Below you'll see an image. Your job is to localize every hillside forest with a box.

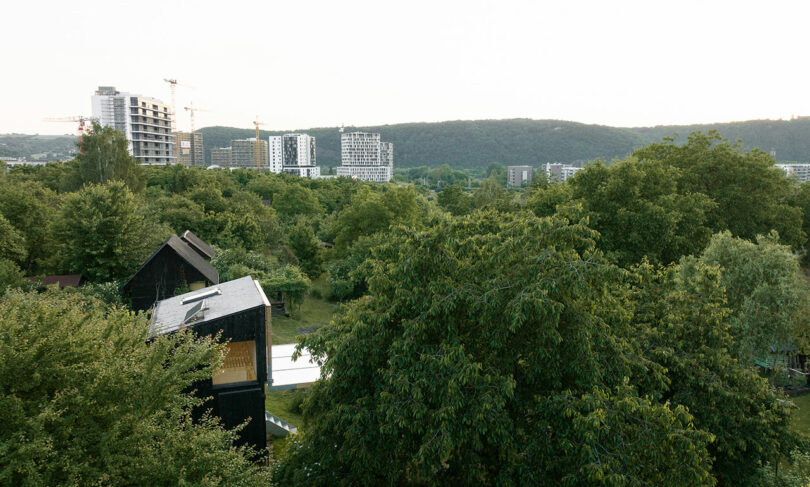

[3,126,810,485]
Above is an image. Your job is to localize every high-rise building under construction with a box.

[91,86,175,165]
[176,131,204,166]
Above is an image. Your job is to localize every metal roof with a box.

[148,276,269,338]
[181,230,216,260]
[122,235,219,291]
[270,343,321,388]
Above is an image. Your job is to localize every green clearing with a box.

[266,278,334,444]
[791,393,810,436]
[270,277,335,345]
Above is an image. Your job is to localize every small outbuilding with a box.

[122,234,219,311]
[149,276,271,451]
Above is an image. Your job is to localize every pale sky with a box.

[4,0,810,135]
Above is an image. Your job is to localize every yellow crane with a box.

[253,116,265,170]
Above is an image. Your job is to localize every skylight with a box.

[181,288,221,304]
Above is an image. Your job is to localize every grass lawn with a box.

[792,393,810,436]
[270,277,335,345]
[266,277,334,447]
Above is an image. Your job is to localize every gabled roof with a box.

[180,230,216,260]
[148,276,269,339]
[122,235,219,291]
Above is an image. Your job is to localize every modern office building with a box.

[91,86,175,165]
[211,147,232,167]
[776,163,810,183]
[336,132,393,183]
[268,133,319,178]
[176,132,203,166]
[231,138,268,169]
[507,165,533,187]
[543,163,582,183]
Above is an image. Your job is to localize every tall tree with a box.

[629,260,795,486]
[275,211,715,486]
[288,221,324,278]
[76,121,145,192]
[633,131,804,249]
[0,290,270,485]
[695,231,810,364]
[53,181,166,281]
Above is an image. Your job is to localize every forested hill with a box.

[198,120,647,169]
[198,117,810,169]
[5,118,810,168]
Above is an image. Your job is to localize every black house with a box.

[122,234,219,311]
[149,276,271,451]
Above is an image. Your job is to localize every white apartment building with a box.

[336,132,393,183]
[269,136,283,173]
[91,86,175,165]
[776,163,810,183]
[268,133,320,178]
[543,163,582,183]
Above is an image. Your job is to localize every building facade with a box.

[776,163,810,183]
[268,133,319,178]
[507,165,533,187]
[211,147,232,167]
[176,132,204,166]
[337,132,393,183]
[543,163,582,183]
[91,86,175,165]
[231,138,268,169]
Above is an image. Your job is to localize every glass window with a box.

[212,340,257,385]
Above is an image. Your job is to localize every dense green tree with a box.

[0,214,26,265]
[289,221,324,278]
[0,291,270,485]
[272,184,323,221]
[485,162,508,185]
[472,176,516,211]
[0,180,58,274]
[629,260,795,486]
[695,231,810,363]
[542,158,717,266]
[53,182,169,281]
[75,121,144,191]
[437,184,473,216]
[633,131,804,249]
[333,186,422,251]
[276,211,715,486]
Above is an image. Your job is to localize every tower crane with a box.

[253,117,265,170]
[183,103,210,165]
[164,78,195,160]
[43,115,97,147]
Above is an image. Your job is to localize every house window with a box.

[212,341,257,385]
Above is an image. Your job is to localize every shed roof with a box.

[122,235,219,291]
[29,274,84,288]
[180,230,216,260]
[149,276,270,339]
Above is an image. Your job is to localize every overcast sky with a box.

[4,0,810,135]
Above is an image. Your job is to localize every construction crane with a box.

[164,78,195,161]
[183,102,211,135]
[43,115,97,147]
[163,79,179,161]
[183,103,210,166]
[253,117,265,170]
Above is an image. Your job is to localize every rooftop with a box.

[149,276,269,339]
